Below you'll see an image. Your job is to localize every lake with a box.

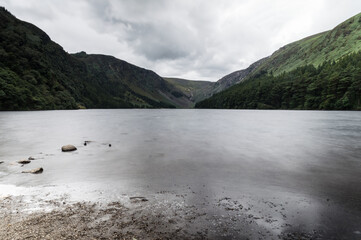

[0,109,361,239]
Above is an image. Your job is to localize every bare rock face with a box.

[22,167,43,174]
[61,145,77,152]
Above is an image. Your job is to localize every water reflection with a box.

[0,109,361,237]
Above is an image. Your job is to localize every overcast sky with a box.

[1,0,361,81]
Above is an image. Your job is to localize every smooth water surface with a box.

[1,109,361,237]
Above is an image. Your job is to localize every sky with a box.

[1,0,361,81]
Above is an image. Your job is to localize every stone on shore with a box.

[22,167,43,174]
[61,145,77,152]
[17,160,31,164]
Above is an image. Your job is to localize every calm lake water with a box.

[1,109,361,238]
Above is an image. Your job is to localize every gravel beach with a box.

[0,187,337,240]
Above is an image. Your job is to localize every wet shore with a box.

[2,185,357,240]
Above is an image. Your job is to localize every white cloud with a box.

[1,0,361,80]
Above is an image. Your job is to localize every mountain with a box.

[73,52,191,108]
[211,57,268,94]
[0,7,189,110]
[196,12,361,110]
[255,13,361,76]
[162,59,269,106]
[163,78,215,107]
[3,6,360,111]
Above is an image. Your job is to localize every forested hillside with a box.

[196,52,361,110]
[0,7,186,110]
[196,12,361,110]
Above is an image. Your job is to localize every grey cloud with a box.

[124,22,194,60]
[88,1,203,61]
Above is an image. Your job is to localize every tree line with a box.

[196,51,361,110]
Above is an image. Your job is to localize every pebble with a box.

[17,160,31,164]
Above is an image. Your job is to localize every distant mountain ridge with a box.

[163,77,215,107]
[162,58,269,105]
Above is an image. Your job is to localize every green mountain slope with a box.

[0,7,90,110]
[255,12,361,76]
[0,7,187,110]
[196,12,361,110]
[196,52,361,110]
[211,57,268,94]
[73,52,190,108]
[163,78,215,107]
[163,58,269,107]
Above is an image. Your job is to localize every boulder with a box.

[61,145,77,152]
[22,167,43,174]
[17,160,31,164]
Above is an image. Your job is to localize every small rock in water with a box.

[84,142,87,146]
[0,161,3,164]
[61,145,77,152]
[109,144,111,147]
[17,160,31,164]
[130,196,148,202]
[28,157,35,160]
[22,167,43,174]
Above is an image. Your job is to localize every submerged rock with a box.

[22,167,43,174]
[18,160,31,164]
[130,196,148,202]
[28,157,35,160]
[61,145,77,152]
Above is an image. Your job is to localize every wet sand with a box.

[1,185,353,240]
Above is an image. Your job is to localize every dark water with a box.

[1,109,361,238]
